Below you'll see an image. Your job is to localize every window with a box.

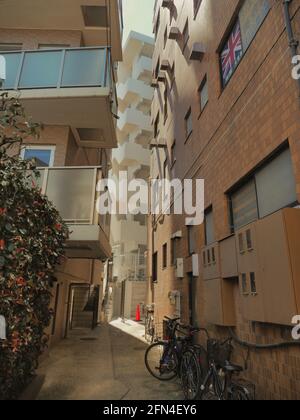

[163,86,168,123]
[241,273,248,295]
[199,75,208,112]
[171,141,176,166]
[154,59,160,79]
[170,63,175,88]
[0,43,22,52]
[187,225,196,255]
[250,272,257,295]
[185,108,193,139]
[81,6,109,27]
[154,113,160,138]
[230,148,297,231]
[171,238,177,266]
[152,252,158,282]
[194,0,202,17]
[231,180,258,231]
[246,229,253,250]
[182,21,189,51]
[238,233,245,253]
[21,146,55,167]
[205,208,215,246]
[255,148,297,218]
[162,243,168,269]
[220,0,270,86]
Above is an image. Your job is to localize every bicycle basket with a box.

[163,320,173,340]
[207,339,233,366]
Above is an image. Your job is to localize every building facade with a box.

[109,32,154,321]
[0,0,123,345]
[148,0,300,399]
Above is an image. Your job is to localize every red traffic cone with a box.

[136,304,141,322]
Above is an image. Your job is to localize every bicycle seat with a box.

[164,317,181,323]
[222,361,243,373]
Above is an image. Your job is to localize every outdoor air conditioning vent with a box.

[151,78,159,88]
[162,0,173,9]
[169,27,181,41]
[160,60,171,72]
[157,72,167,83]
[81,6,109,28]
[189,43,206,61]
[176,258,184,279]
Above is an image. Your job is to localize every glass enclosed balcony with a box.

[1,47,118,148]
[37,166,111,259]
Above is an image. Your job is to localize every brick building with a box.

[0,0,123,345]
[148,0,300,399]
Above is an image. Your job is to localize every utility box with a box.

[202,242,220,280]
[176,258,184,278]
[236,208,300,326]
[220,235,238,278]
[204,278,236,326]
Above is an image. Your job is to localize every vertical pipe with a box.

[283,0,300,94]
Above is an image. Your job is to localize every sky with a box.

[122,0,155,43]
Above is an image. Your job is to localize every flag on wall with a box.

[221,21,243,86]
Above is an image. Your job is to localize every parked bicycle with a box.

[144,316,207,395]
[144,305,155,344]
[198,337,255,400]
[145,317,255,400]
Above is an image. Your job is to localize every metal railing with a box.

[0,46,118,113]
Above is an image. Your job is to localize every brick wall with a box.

[148,0,300,399]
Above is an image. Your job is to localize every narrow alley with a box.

[37,325,182,401]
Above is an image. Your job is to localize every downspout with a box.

[283,0,300,95]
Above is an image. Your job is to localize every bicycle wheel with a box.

[180,348,202,400]
[145,342,178,381]
[229,383,252,400]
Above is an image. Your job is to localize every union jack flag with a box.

[221,21,243,85]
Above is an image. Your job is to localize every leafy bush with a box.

[0,93,69,400]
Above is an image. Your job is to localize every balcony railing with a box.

[36,166,101,225]
[0,47,117,114]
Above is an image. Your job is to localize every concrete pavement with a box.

[37,324,183,400]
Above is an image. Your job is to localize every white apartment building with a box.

[109,31,154,321]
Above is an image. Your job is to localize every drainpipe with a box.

[283,0,300,95]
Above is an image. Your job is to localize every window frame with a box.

[184,107,193,141]
[198,74,208,114]
[162,243,168,269]
[219,0,271,89]
[20,145,56,167]
[228,146,298,232]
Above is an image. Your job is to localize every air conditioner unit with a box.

[168,27,181,41]
[176,258,184,278]
[162,0,173,9]
[157,72,167,83]
[189,43,206,61]
[192,254,199,277]
[160,59,171,72]
[151,78,159,88]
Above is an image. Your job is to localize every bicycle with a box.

[199,338,255,400]
[144,317,202,382]
[144,305,155,344]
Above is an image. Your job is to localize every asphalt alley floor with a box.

[37,324,183,401]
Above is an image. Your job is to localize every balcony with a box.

[37,166,111,260]
[1,47,118,148]
[0,0,123,60]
